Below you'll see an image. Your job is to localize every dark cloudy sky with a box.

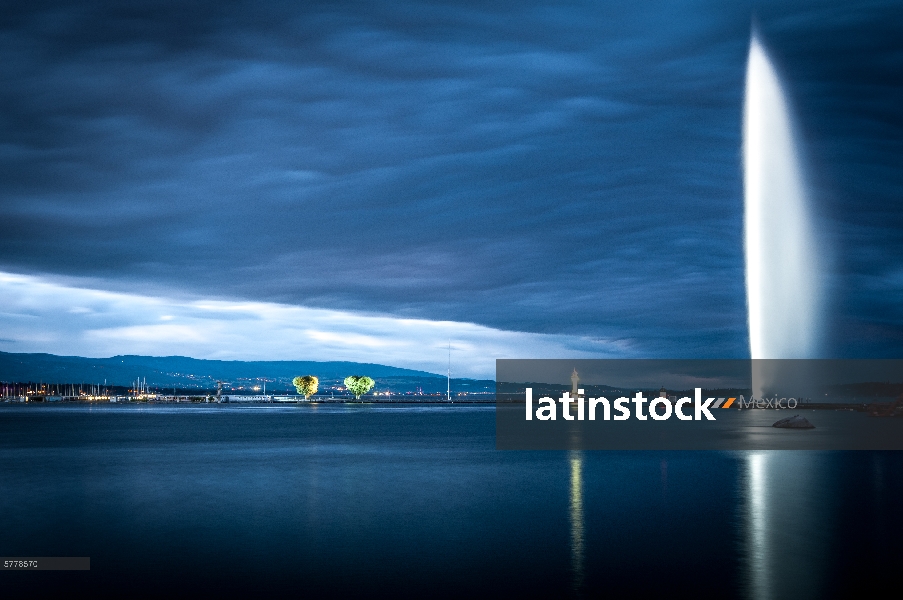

[0,0,901,375]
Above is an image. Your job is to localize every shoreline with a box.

[0,397,496,405]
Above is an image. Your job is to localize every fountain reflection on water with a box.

[742,452,832,600]
[745,453,770,600]
[569,450,585,595]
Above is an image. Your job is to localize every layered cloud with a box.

[0,1,901,361]
[0,271,629,378]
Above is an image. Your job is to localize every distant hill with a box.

[0,351,430,386]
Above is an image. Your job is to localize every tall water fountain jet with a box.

[742,33,826,600]
[744,34,820,363]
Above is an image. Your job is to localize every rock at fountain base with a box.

[772,415,815,429]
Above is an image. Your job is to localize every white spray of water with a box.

[744,34,820,361]
[742,34,826,600]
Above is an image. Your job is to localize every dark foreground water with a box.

[1,404,902,598]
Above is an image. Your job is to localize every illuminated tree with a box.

[292,375,319,400]
[343,375,375,400]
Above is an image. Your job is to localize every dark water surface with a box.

[1,404,902,598]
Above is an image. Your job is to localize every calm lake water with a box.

[1,403,902,598]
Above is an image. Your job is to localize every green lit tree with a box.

[343,375,375,400]
[292,375,319,400]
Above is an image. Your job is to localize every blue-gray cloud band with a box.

[0,0,900,358]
